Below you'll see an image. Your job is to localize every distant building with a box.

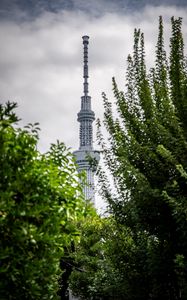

[73,35,100,204]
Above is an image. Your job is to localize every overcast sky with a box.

[0,0,187,210]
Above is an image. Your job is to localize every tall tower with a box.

[73,36,100,203]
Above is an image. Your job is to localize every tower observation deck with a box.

[73,36,100,203]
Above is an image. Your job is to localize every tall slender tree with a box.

[97,17,187,299]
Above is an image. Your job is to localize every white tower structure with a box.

[73,36,100,204]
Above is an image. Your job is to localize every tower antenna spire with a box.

[82,35,89,96]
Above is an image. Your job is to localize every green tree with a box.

[69,214,127,300]
[69,213,157,300]
[0,102,86,300]
[97,17,187,299]
[69,212,103,299]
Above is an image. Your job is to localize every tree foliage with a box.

[69,215,128,300]
[93,16,187,300]
[0,102,86,299]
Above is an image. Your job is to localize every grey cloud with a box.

[0,0,187,22]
